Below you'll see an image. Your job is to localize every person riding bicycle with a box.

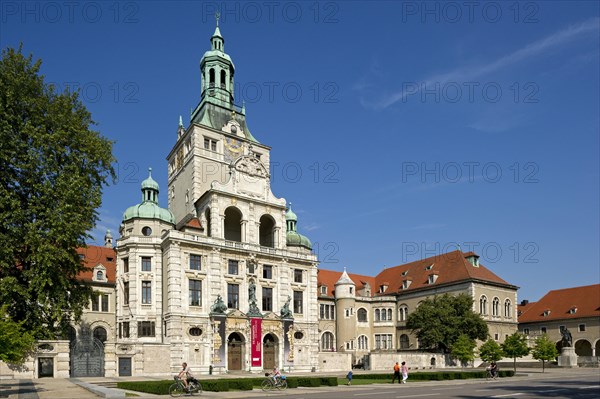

[489,361,498,378]
[178,362,193,390]
[272,366,282,384]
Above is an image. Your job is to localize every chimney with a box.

[520,300,529,306]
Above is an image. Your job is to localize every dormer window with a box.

[320,286,327,295]
[425,264,434,270]
[96,271,104,280]
[543,309,551,317]
[466,254,480,267]
[379,284,388,293]
[402,279,412,289]
[93,265,107,282]
[569,307,577,314]
[401,270,408,276]
[428,274,438,284]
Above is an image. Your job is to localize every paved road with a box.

[1,368,598,399]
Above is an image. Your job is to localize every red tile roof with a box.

[518,284,600,323]
[318,250,515,298]
[76,245,117,284]
[517,301,536,317]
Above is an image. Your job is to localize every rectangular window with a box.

[320,304,335,319]
[123,257,129,273]
[523,328,530,335]
[101,294,109,312]
[204,137,217,151]
[541,327,547,334]
[189,280,202,306]
[122,322,130,338]
[262,287,273,311]
[494,333,499,341]
[138,321,155,337]
[247,262,255,274]
[141,257,151,272]
[262,265,272,279]
[228,260,239,275]
[189,254,201,271]
[374,334,393,350]
[293,291,303,314]
[142,281,151,304]
[91,293,99,311]
[579,324,586,332]
[123,282,129,305]
[227,284,239,309]
[320,286,327,295]
[294,269,303,283]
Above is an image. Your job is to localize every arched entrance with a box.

[70,328,105,377]
[575,339,592,356]
[227,332,244,371]
[263,334,278,369]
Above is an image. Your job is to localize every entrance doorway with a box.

[118,357,132,376]
[263,334,277,369]
[227,332,244,370]
[38,358,54,378]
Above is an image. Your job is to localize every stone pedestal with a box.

[558,347,578,367]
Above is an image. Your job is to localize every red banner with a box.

[250,318,262,367]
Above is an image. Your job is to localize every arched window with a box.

[220,70,226,88]
[224,207,242,242]
[357,308,368,322]
[357,335,368,350]
[321,332,334,351]
[259,215,275,248]
[400,334,410,349]
[492,297,500,316]
[399,305,408,321]
[209,68,215,87]
[504,299,512,318]
[380,308,387,321]
[375,309,381,321]
[96,270,103,280]
[387,308,392,321]
[480,295,488,315]
[205,208,212,237]
[93,326,107,343]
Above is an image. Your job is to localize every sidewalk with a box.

[0,367,596,399]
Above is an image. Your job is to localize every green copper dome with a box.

[285,204,311,250]
[122,168,174,224]
[286,231,312,250]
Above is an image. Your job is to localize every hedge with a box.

[352,370,515,381]
[117,375,338,394]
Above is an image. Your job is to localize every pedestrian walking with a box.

[401,361,408,384]
[392,361,401,383]
[346,371,353,385]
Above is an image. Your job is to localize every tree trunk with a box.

[542,360,545,373]
[513,357,516,372]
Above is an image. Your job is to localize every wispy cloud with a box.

[361,18,599,109]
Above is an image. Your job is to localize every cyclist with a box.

[489,362,498,379]
[272,366,282,385]
[177,362,193,390]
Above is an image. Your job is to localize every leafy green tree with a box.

[0,306,36,364]
[451,334,477,368]
[0,46,115,341]
[406,293,488,352]
[531,334,558,372]
[479,338,504,363]
[501,332,530,372]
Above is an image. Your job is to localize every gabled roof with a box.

[76,246,116,284]
[318,250,515,298]
[518,284,600,323]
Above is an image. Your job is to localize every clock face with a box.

[224,137,243,162]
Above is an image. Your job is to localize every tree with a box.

[0,46,115,341]
[0,306,36,364]
[406,293,488,352]
[531,334,558,372]
[479,338,504,363]
[501,332,530,372]
[451,334,477,368]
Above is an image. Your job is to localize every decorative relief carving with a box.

[233,156,269,179]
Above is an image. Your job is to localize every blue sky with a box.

[2,1,598,301]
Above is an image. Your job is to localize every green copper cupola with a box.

[122,168,175,224]
[285,204,312,250]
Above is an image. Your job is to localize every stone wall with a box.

[317,352,352,372]
[367,352,447,371]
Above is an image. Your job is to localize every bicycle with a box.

[169,376,202,396]
[261,373,288,391]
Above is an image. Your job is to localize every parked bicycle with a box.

[169,376,202,396]
[261,372,288,391]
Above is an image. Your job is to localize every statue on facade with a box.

[280,295,293,319]
[248,280,257,302]
[560,326,573,347]
[210,295,227,314]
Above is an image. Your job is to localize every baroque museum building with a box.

[2,23,526,379]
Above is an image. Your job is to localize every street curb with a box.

[71,379,125,398]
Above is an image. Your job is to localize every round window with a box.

[189,327,203,337]
[294,331,304,340]
[142,226,152,236]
